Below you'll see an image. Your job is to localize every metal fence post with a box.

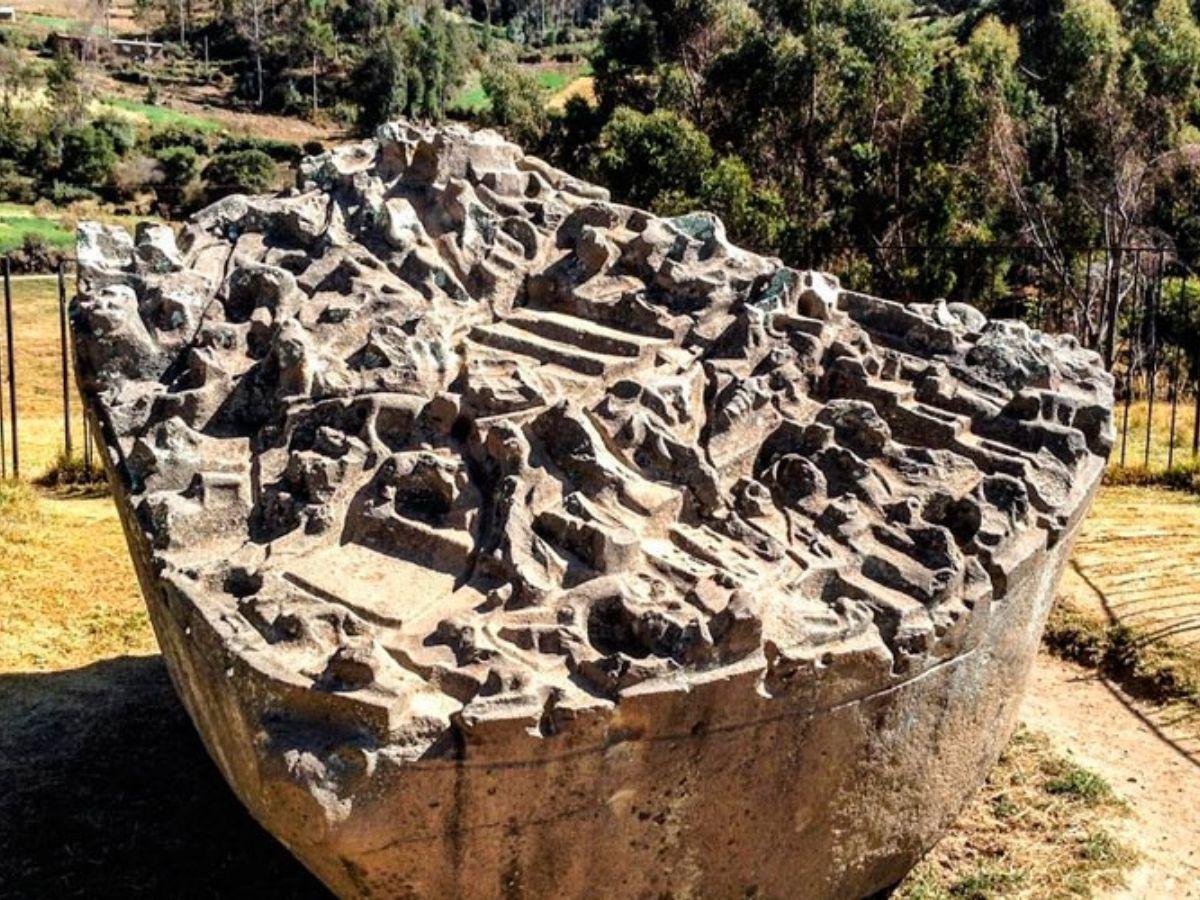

[0,259,5,482]
[2,257,16,479]
[1143,250,1162,468]
[57,260,73,460]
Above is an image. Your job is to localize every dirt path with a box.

[1021,652,1200,898]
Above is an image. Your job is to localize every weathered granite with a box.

[73,123,1114,899]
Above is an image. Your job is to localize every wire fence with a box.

[0,243,1198,483]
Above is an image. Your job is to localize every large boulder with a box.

[73,122,1113,899]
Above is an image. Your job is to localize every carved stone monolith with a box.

[73,123,1113,899]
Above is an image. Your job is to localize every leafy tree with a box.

[482,61,549,146]
[597,106,713,209]
[354,35,409,131]
[45,49,88,127]
[295,0,336,114]
[352,11,466,126]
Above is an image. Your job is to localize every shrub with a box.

[58,125,118,188]
[155,145,200,190]
[0,160,35,203]
[148,126,210,154]
[41,181,99,205]
[215,134,302,163]
[92,113,137,156]
[35,451,108,492]
[8,233,63,273]
[597,107,714,210]
[111,154,161,201]
[302,140,326,156]
[202,149,276,198]
[482,62,549,147]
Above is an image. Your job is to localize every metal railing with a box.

[0,257,91,482]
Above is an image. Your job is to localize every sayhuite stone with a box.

[73,123,1114,899]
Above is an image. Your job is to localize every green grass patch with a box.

[450,61,592,115]
[449,71,489,114]
[1045,763,1113,804]
[0,205,73,252]
[24,13,81,31]
[1105,457,1200,496]
[100,98,224,134]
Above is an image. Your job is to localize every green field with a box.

[450,61,592,115]
[450,71,490,113]
[0,203,157,255]
[100,98,225,134]
[0,204,74,254]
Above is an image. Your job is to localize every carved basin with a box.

[73,123,1113,899]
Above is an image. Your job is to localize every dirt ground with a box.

[1021,654,1200,897]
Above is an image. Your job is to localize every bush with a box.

[93,113,137,156]
[58,125,118,188]
[155,145,200,190]
[35,451,108,492]
[41,181,99,205]
[148,126,210,154]
[302,140,326,156]
[202,149,276,198]
[0,160,35,203]
[482,63,549,147]
[597,107,714,210]
[215,134,302,163]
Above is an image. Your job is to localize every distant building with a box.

[0,7,16,21]
[48,32,165,63]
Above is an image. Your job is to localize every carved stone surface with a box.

[74,123,1113,899]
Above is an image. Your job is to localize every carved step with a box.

[468,320,636,377]
[507,310,663,359]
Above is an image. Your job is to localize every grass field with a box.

[1111,389,1199,472]
[0,204,75,253]
[0,203,157,255]
[100,97,226,133]
[450,61,593,115]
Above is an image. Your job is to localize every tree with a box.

[353,35,409,131]
[352,12,466,127]
[295,0,336,114]
[45,49,89,127]
[156,144,201,190]
[59,125,118,188]
[482,61,549,146]
[597,106,713,209]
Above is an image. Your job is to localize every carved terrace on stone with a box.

[73,123,1114,899]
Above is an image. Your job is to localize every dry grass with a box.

[1111,396,1199,473]
[0,277,148,673]
[3,276,90,480]
[1048,485,1200,709]
[896,728,1135,899]
[0,480,150,672]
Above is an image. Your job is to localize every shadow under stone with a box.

[0,655,331,899]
